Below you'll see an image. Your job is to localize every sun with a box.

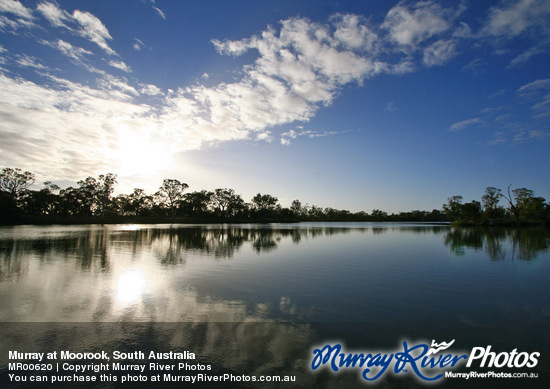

[115,124,170,176]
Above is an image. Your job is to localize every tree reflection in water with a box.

[443,227,549,261]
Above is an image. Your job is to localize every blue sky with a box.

[0,0,549,213]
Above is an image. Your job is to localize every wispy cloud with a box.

[0,0,33,19]
[280,128,342,145]
[385,101,398,112]
[39,38,102,74]
[133,38,145,51]
[513,130,550,142]
[469,79,550,144]
[448,118,483,132]
[517,78,550,116]
[382,2,452,46]
[15,54,48,70]
[37,1,117,56]
[0,0,34,31]
[152,6,166,20]
[0,73,154,179]
[462,58,486,75]
[139,83,163,96]
[72,10,115,55]
[0,0,548,182]
[482,0,550,37]
[481,0,550,68]
[108,60,132,73]
[144,0,166,19]
[36,1,70,28]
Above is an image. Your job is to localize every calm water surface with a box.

[1,223,549,387]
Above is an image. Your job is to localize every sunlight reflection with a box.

[119,224,143,231]
[116,268,146,306]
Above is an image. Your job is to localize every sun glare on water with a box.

[116,268,147,306]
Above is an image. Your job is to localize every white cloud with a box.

[212,38,252,56]
[0,6,478,182]
[423,39,457,66]
[0,0,33,20]
[331,13,378,51]
[40,39,103,74]
[462,58,486,75]
[0,0,34,31]
[0,73,156,180]
[508,43,548,68]
[517,78,550,116]
[448,118,482,132]
[72,10,115,55]
[282,130,297,139]
[382,1,452,46]
[513,130,550,141]
[108,60,132,73]
[97,74,139,99]
[36,2,117,56]
[480,0,550,68]
[133,38,145,51]
[36,1,70,28]
[15,54,48,70]
[517,78,550,94]
[2,2,547,185]
[256,132,274,142]
[488,132,508,145]
[49,39,92,61]
[140,83,163,96]
[152,6,166,20]
[280,128,341,145]
[483,0,550,37]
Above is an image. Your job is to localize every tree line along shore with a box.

[1,168,548,226]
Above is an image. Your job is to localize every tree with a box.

[371,209,388,221]
[520,196,548,223]
[251,193,279,220]
[251,193,278,211]
[211,188,234,218]
[76,177,99,216]
[442,195,464,221]
[23,181,60,215]
[462,200,482,223]
[75,173,117,218]
[0,167,35,203]
[128,188,153,216]
[182,190,213,217]
[0,190,20,222]
[97,173,117,219]
[156,179,189,217]
[290,199,303,218]
[113,193,132,216]
[503,186,534,223]
[481,187,503,218]
[58,186,89,216]
[226,193,246,219]
[306,204,324,220]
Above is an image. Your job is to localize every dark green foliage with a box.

[444,186,549,226]
[2,167,548,225]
